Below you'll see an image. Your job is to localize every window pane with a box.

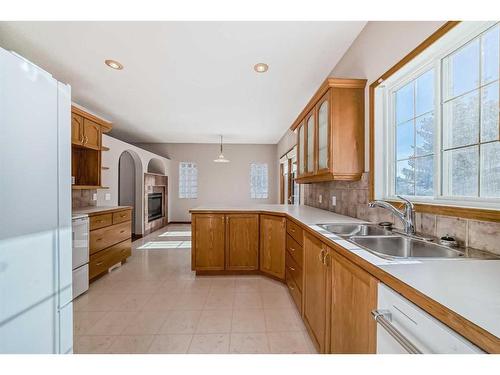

[443,90,479,148]
[446,39,480,98]
[396,120,414,160]
[396,82,414,124]
[481,25,500,85]
[415,156,434,196]
[250,163,268,199]
[480,141,500,198]
[416,70,434,116]
[415,112,434,156]
[481,81,499,142]
[443,146,479,197]
[396,159,414,195]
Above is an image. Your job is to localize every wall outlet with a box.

[92,193,97,201]
[105,193,111,201]
[318,194,322,204]
[331,196,336,206]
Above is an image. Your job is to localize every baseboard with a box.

[168,221,192,224]
[131,234,143,242]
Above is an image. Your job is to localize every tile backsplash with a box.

[303,172,500,255]
[72,189,97,209]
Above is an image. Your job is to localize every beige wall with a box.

[277,129,297,158]
[329,21,446,169]
[137,143,279,222]
[99,135,172,234]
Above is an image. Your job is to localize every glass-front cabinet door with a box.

[306,111,315,174]
[316,93,330,172]
[298,121,305,176]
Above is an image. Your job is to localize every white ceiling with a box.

[0,21,366,144]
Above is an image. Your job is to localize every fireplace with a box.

[148,193,163,222]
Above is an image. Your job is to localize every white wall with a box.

[328,21,446,170]
[99,134,172,234]
[137,143,279,222]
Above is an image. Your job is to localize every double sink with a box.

[318,223,498,260]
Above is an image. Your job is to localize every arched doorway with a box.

[147,158,166,175]
[118,150,143,237]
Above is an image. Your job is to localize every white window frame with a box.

[375,21,500,210]
[250,162,269,199]
[178,161,198,199]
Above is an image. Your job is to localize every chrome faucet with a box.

[368,196,416,235]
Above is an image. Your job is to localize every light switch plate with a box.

[331,196,336,206]
[318,194,322,204]
[105,193,111,201]
[92,193,97,201]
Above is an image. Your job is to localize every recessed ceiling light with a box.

[253,63,269,73]
[105,59,124,70]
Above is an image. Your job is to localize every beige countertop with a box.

[190,204,366,225]
[72,205,132,216]
[191,204,500,348]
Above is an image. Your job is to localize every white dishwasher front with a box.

[374,283,484,354]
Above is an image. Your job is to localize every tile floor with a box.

[73,224,317,354]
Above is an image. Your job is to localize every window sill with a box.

[384,199,500,222]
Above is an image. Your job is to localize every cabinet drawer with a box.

[286,220,303,246]
[286,234,303,268]
[113,209,132,224]
[285,250,303,292]
[90,221,131,254]
[90,213,112,230]
[89,239,131,279]
[286,268,302,312]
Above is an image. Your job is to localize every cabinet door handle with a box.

[120,214,126,217]
[288,266,295,271]
[120,230,125,233]
[287,282,295,291]
[96,220,103,223]
[96,262,103,266]
[290,247,295,252]
[96,238,103,242]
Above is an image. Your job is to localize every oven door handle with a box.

[372,309,422,354]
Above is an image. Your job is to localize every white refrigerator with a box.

[0,47,73,353]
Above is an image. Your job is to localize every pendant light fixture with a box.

[213,135,230,163]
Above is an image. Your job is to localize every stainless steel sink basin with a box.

[350,236,466,259]
[318,223,391,237]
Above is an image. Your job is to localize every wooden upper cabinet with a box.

[83,119,101,150]
[71,113,84,146]
[225,214,259,271]
[193,214,226,271]
[294,78,367,183]
[303,232,330,353]
[259,214,286,279]
[330,250,378,354]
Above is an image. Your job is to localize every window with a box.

[379,22,500,208]
[250,163,268,199]
[179,162,197,199]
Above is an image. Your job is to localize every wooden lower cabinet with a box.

[225,214,259,270]
[88,208,132,281]
[259,214,286,279]
[303,232,330,353]
[193,214,226,271]
[330,251,378,354]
